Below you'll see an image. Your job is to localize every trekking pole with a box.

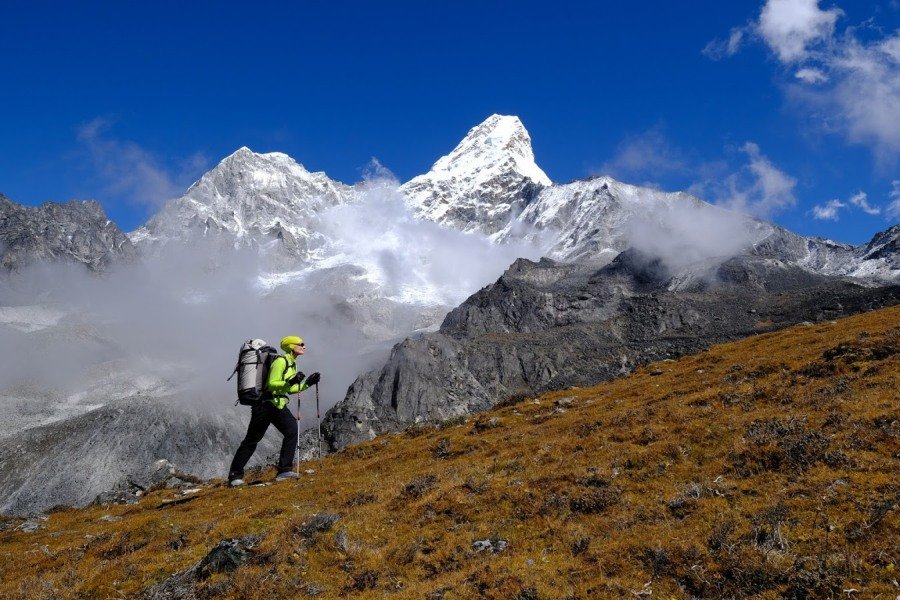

[296,391,302,477]
[315,383,322,460]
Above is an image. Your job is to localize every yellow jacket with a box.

[267,354,308,409]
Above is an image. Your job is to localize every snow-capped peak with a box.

[428,114,551,187]
[130,147,356,258]
[400,115,551,235]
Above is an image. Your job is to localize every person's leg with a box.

[228,404,273,481]
[270,404,299,474]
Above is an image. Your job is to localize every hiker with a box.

[228,335,321,486]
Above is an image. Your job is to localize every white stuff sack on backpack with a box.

[227,339,279,406]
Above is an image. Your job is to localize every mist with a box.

[622,199,764,274]
[320,174,543,305]
[0,175,543,433]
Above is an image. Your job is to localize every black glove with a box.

[304,372,320,386]
[288,371,306,386]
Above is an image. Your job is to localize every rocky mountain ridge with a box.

[0,194,135,272]
[321,251,900,450]
[130,147,357,261]
[3,116,897,284]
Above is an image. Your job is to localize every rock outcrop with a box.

[322,251,900,450]
[0,194,135,272]
[0,397,274,516]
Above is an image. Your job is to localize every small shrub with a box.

[750,503,789,552]
[97,531,151,560]
[345,569,379,592]
[667,495,699,519]
[471,417,501,434]
[539,493,569,517]
[495,391,531,408]
[641,547,671,577]
[406,422,437,438]
[291,513,339,541]
[402,475,438,499]
[462,478,488,495]
[571,536,591,556]
[511,587,541,600]
[746,362,783,379]
[344,492,377,507]
[432,438,452,459]
[575,420,603,437]
[733,418,837,474]
[846,497,896,542]
[570,486,621,514]
[798,361,837,378]
[438,414,467,429]
[707,520,736,555]
[783,555,848,599]
[635,426,659,446]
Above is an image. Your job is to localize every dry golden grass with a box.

[1,306,898,599]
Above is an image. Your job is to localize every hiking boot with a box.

[229,478,246,487]
[275,471,299,481]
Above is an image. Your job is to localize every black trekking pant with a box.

[228,401,298,480]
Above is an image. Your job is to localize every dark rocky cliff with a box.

[322,251,900,450]
[0,397,274,516]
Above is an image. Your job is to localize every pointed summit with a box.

[227,145,254,158]
[401,115,551,235]
[429,115,550,186]
[214,146,306,174]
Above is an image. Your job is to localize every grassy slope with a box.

[1,306,897,599]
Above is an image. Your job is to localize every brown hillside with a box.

[1,306,898,599]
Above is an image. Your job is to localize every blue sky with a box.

[1,0,898,244]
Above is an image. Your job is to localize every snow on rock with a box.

[400,114,551,235]
[494,176,773,267]
[124,119,897,284]
[489,174,898,282]
[129,147,357,260]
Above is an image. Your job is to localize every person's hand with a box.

[305,372,320,386]
[288,371,306,386]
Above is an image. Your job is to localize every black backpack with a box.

[227,339,280,406]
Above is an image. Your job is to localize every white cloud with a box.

[849,190,880,215]
[888,180,900,219]
[703,27,747,60]
[758,0,842,62]
[811,190,883,221]
[686,142,798,219]
[709,1,900,166]
[726,142,798,217]
[812,198,846,220]
[597,127,688,185]
[824,33,900,165]
[78,118,208,209]
[795,66,829,83]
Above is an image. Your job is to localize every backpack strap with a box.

[258,353,288,403]
[274,354,290,374]
[226,361,239,381]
